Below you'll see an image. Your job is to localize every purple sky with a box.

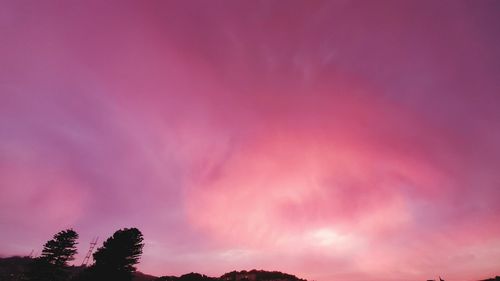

[1,1,500,281]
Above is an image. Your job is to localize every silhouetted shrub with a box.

[28,229,79,281]
[86,227,144,281]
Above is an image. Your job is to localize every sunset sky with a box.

[1,1,500,281]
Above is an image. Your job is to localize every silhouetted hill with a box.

[481,277,500,281]
[220,270,306,281]
[157,272,218,281]
[0,256,154,281]
[0,256,32,280]
[2,256,499,281]
[134,271,158,281]
[157,270,305,281]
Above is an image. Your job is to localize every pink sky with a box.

[1,1,500,280]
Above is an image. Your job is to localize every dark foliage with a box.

[0,256,32,281]
[158,270,306,281]
[83,227,144,281]
[27,229,79,281]
[28,258,58,281]
[40,229,79,267]
[158,272,218,281]
[482,277,500,281]
[0,256,154,281]
[220,270,306,281]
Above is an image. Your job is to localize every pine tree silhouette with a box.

[29,229,79,281]
[90,227,144,281]
[40,229,79,266]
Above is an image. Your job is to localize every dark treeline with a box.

[0,228,306,281]
[481,277,500,281]
[1,227,144,281]
[157,270,306,281]
[1,228,498,281]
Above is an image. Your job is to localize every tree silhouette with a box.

[40,229,79,266]
[90,227,144,281]
[28,229,79,281]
